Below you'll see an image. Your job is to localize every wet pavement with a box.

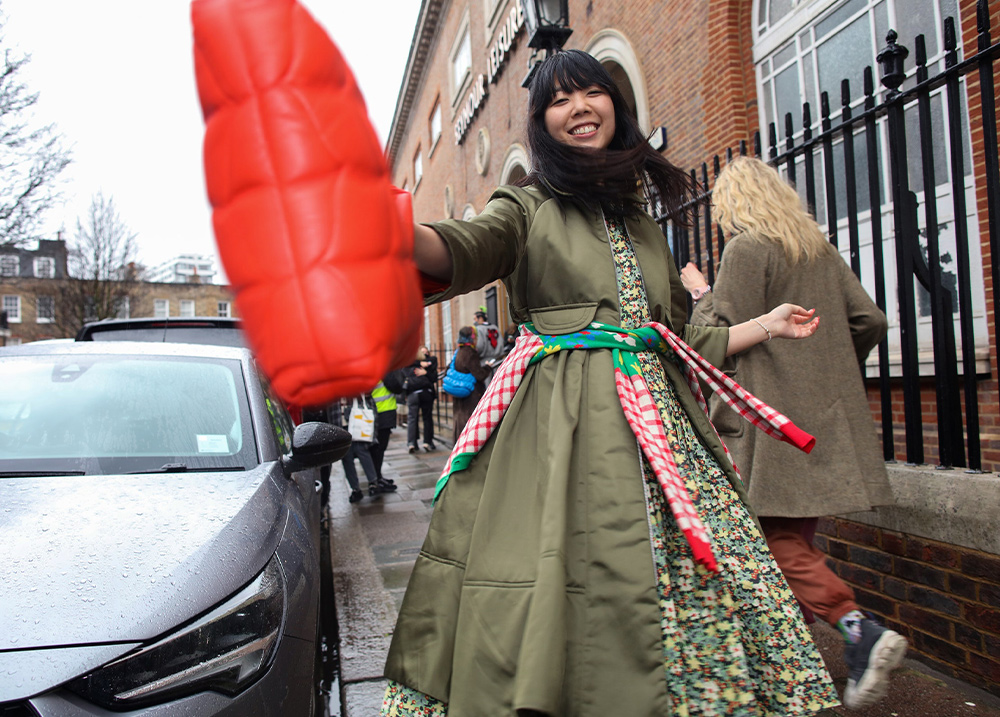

[326,429,1000,716]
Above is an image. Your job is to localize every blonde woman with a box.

[681,156,906,710]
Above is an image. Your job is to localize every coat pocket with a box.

[529,302,599,334]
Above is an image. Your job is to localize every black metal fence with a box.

[657,0,1000,471]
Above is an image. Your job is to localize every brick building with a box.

[0,240,238,345]
[387,0,1000,696]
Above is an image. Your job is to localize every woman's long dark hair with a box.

[518,49,694,220]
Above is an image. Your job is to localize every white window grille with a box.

[0,255,18,277]
[3,295,21,323]
[33,257,55,278]
[218,301,232,318]
[180,299,196,317]
[154,299,170,318]
[36,296,54,323]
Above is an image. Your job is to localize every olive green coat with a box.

[384,185,746,716]
[690,234,892,518]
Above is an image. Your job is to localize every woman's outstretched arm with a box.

[414,224,454,281]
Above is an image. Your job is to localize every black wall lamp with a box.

[521,0,573,88]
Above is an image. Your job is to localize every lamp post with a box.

[521,0,573,88]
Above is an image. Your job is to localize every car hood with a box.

[0,465,287,652]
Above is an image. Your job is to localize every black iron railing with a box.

[657,0,1000,471]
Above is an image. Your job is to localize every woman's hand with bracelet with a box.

[726,304,819,356]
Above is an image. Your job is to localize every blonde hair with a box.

[711,156,833,264]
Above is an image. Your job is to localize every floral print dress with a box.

[381,216,838,716]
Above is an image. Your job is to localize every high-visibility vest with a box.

[372,381,397,413]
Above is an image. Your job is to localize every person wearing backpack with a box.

[473,309,505,384]
[448,326,491,441]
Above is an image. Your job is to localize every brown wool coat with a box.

[690,234,893,518]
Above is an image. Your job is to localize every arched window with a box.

[586,30,649,133]
[499,143,529,185]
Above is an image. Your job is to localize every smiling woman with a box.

[543,85,616,149]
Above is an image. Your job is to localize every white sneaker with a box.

[842,619,908,709]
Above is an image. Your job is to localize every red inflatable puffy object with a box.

[192,0,422,407]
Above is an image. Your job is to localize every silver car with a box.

[0,341,349,715]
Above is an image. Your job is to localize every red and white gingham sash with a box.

[435,322,815,574]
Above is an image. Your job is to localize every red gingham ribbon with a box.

[435,322,815,574]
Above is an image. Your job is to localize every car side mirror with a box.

[280,421,352,478]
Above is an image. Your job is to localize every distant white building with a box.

[145,254,217,285]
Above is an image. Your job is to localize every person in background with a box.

[473,308,505,382]
[501,322,518,358]
[370,370,404,489]
[403,346,438,453]
[682,155,905,710]
[450,326,490,441]
[331,395,396,502]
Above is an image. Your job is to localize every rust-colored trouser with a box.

[759,517,859,626]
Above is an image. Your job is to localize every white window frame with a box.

[116,296,131,319]
[154,299,170,318]
[483,0,507,36]
[36,295,54,323]
[413,148,424,189]
[33,256,55,278]
[5,337,21,346]
[442,300,453,349]
[3,295,21,323]
[430,101,443,154]
[450,12,472,105]
[0,255,18,277]
[179,299,196,318]
[218,301,232,318]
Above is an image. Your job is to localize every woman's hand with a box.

[680,262,709,293]
[726,303,819,356]
[763,303,820,340]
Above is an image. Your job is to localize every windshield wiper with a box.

[127,463,246,474]
[0,470,87,477]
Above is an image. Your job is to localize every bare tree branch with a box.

[0,8,72,247]
[53,192,144,336]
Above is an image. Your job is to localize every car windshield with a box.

[85,327,246,347]
[0,354,257,476]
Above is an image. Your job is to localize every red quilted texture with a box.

[192,0,422,406]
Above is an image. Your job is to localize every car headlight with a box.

[68,556,286,710]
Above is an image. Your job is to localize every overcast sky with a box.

[2,0,421,283]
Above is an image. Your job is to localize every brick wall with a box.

[818,517,1000,696]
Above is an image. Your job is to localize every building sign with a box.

[487,2,525,84]
[454,2,525,145]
